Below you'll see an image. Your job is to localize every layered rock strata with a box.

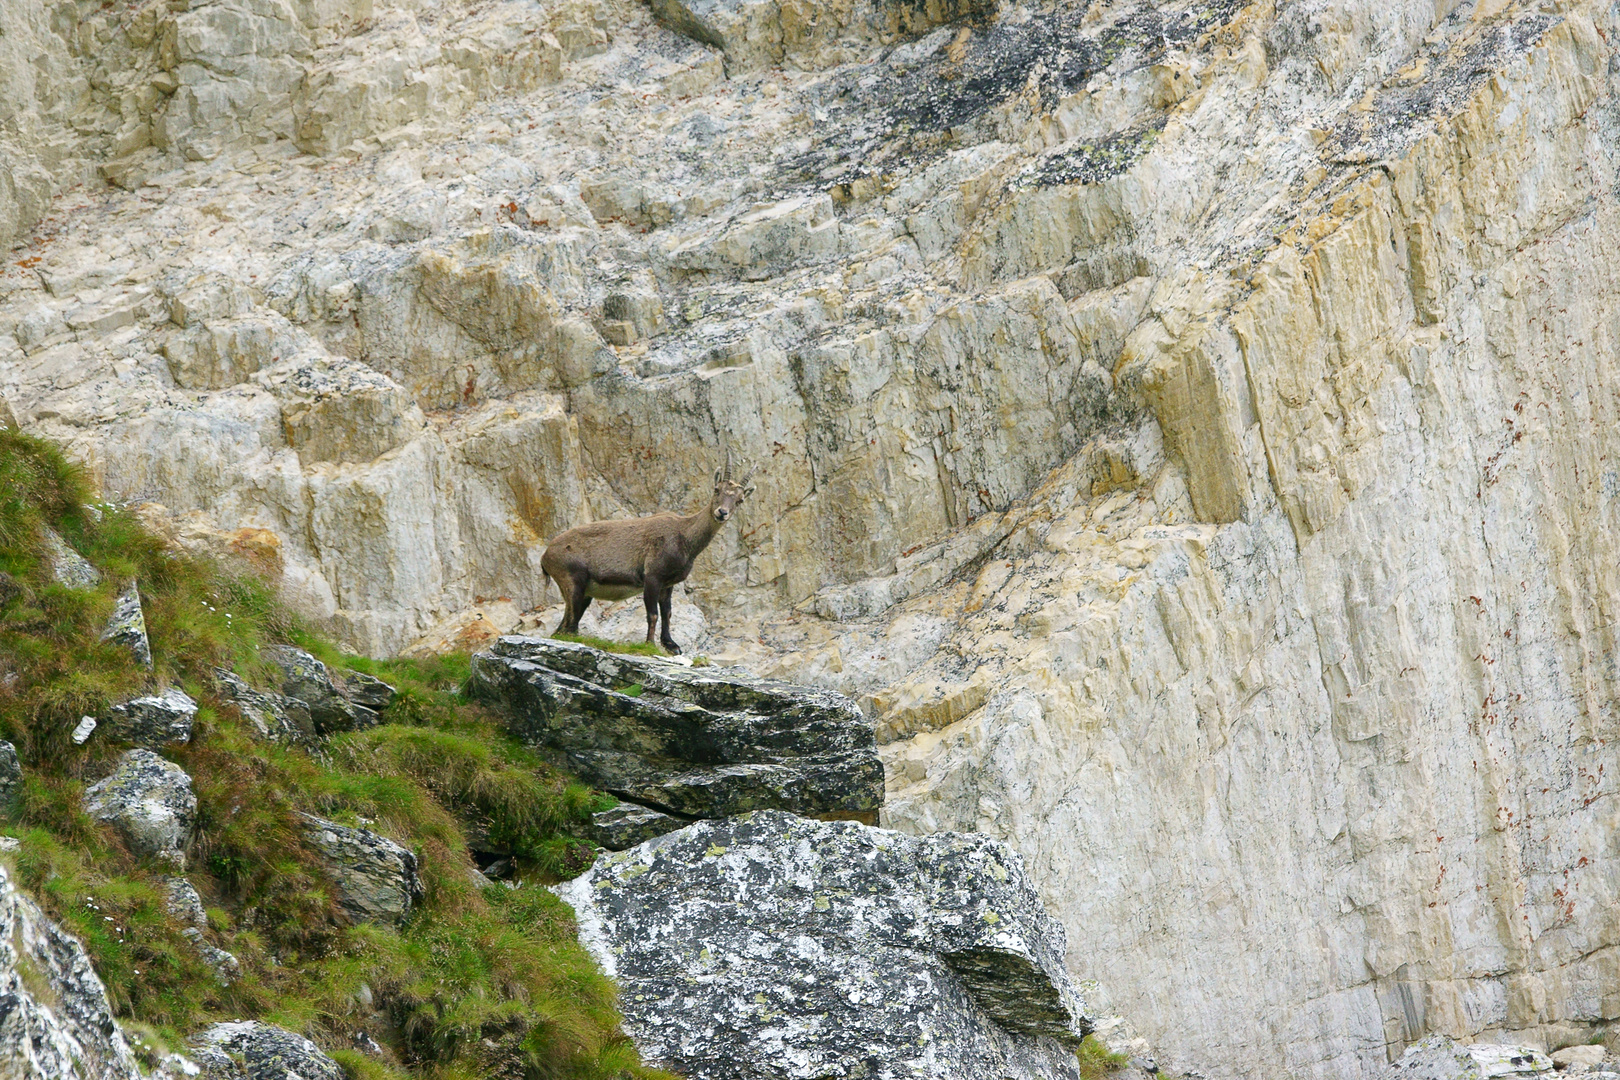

[555,809,1090,1079]
[470,636,884,836]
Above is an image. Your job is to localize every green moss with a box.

[0,428,673,1080]
[552,632,665,657]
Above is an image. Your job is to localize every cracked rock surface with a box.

[470,636,884,822]
[555,809,1089,1079]
[299,812,423,925]
[0,861,144,1080]
[84,749,197,867]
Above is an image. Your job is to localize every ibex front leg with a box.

[658,586,679,655]
[643,579,662,649]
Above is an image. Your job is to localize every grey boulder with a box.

[263,646,392,734]
[0,740,20,803]
[216,668,314,744]
[84,749,196,867]
[300,813,422,925]
[470,636,883,822]
[191,1021,343,1080]
[104,688,197,748]
[0,861,143,1079]
[101,581,153,670]
[162,877,239,985]
[554,809,1091,1080]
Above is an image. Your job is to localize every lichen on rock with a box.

[83,749,197,868]
[556,809,1090,1079]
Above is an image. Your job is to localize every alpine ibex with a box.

[541,455,756,654]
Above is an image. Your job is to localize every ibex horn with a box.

[723,448,733,482]
[741,463,758,485]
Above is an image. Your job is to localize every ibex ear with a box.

[743,485,756,501]
[714,467,723,489]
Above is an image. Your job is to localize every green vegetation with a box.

[551,632,664,658]
[0,427,673,1080]
[1077,1034,1130,1080]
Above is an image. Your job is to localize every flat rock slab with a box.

[1383,1036,1555,1080]
[470,636,883,821]
[586,802,688,850]
[555,809,1090,1080]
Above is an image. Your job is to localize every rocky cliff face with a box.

[6,0,1620,1077]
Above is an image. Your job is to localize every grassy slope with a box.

[0,429,675,1080]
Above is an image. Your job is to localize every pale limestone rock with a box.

[101,581,153,670]
[41,528,100,590]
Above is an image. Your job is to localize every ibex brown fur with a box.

[541,455,756,654]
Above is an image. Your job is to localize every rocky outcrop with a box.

[162,877,240,985]
[0,861,144,1080]
[470,637,883,828]
[103,688,198,748]
[84,749,196,867]
[556,810,1089,1079]
[215,668,314,744]
[100,582,152,670]
[299,813,422,925]
[263,645,392,734]
[190,1021,343,1080]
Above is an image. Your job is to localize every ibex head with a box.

[711,450,757,523]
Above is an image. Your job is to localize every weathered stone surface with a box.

[104,687,198,748]
[263,645,377,734]
[470,636,883,820]
[0,861,144,1080]
[41,527,100,590]
[216,668,315,743]
[190,1021,343,1080]
[0,740,19,803]
[84,749,196,867]
[585,802,688,851]
[556,810,1089,1078]
[299,812,422,925]
[1552,1047,1608,1071]
[1380,1037,1554,1080]
[101,582,153,670]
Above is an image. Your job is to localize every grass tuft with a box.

[551,632,665,657]
[1078,1034,1130,1080]
[0,428,675,1079]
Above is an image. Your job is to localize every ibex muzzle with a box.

[541,453,757,654]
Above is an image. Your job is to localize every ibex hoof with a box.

[662,641,682,655]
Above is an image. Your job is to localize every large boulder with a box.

[1381,1037,1555,1080]
[103,688,198,748]
[0,861,144,1079]
[469,637,884,827]
[299,813,422,925]
[554,810,1090,1079]
[84,750,196,867]
[190,1021,343,1080]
